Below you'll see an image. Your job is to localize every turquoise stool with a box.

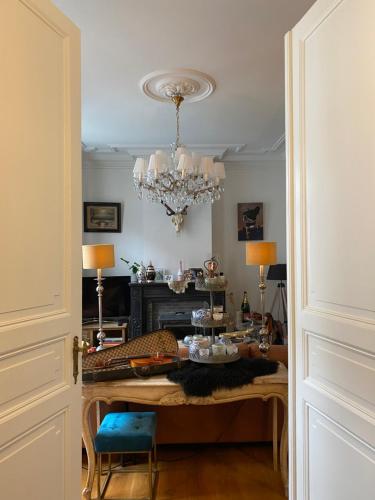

[94,412,157,500]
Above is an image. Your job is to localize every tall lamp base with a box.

[95,277,106,351]
[258,327,270,357]
[258,265,270,358]
[96,329,106,351]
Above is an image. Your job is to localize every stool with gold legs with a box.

[94,412,157,500]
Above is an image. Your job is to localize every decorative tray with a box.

[220,329,255,339]
[182,336,218,346]
[189,352,241,364]
[194,280,227,292]
[219,335,253,344]
[191,314,230,328]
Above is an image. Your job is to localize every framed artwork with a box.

[189,268,204,281]
[237,202,263,241]
[83,202,121,232]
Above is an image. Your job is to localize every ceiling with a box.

[53,0,315,158]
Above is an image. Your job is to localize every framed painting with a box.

[83,202,121,232]
[237,202,263,241]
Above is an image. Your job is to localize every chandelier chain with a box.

[175,100,180,147]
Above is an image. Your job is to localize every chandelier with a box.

[133,69,225,231]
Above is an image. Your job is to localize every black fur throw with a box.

[167,358,279,397]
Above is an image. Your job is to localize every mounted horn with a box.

[160,202,188,232]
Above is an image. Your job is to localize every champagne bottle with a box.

[241,291,251,322]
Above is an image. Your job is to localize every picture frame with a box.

[237,202,264,241]
[83,202,121,233]
[189,268,204,281]
[155,268,164,281]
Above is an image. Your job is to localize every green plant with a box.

[120,258,140,274]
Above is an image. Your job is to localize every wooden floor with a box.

[82,443,285,500]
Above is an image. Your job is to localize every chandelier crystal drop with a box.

[133,90,225,231]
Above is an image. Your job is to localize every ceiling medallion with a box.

[139,68,216,103]
[133,69,224,232]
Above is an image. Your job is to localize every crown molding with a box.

[82,152,135,169]
[269,133,286,152]
[116,143,246,159]
[83,156,285,171]
[82,134,286,166]
[223,134,285,162]
[82,143,245,160]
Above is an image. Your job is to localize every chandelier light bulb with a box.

[133,157,147,179]
[175,146,189,161]
[155,150,168,172]
[177,154,193,175]
[213,162,226,179]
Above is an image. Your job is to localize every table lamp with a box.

[246,241,277,355]
[82,244,115,350]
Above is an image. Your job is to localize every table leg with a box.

[273,397,278,471]
[82,398,96,500]
[279,396,289,497]
[96,401,101,432]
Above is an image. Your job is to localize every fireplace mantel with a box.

[129,282,225,339]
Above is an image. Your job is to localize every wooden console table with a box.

[82,363,288,498]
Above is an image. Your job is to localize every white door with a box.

[0,1,81,499]
[286,0,375,499]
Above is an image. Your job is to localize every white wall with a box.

[83,156,287,319]
[212,160,286,313]
[82,160,213,278]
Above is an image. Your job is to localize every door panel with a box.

[303,0,375,319]
[306,332,375,415]
[286,0,375,498]
[2,0,67,323]
[0,412,66,499]
[308,406,374,500]
[0,1,81,499]
[0,337,65,416]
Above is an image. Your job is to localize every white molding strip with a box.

[81,134,286,164]
[82,157,285,171]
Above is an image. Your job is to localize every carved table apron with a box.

[82,363,288,498]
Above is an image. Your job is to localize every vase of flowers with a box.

[120,258,140,283]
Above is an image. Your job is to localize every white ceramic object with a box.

[212,344,226,357]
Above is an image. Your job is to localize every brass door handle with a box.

[73,336,89,384]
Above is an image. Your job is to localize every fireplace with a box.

[129,282,225,339]
[152,299,208,339]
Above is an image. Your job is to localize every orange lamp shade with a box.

[246,242,277,266]
[82,244,115,270]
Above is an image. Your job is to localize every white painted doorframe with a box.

[285,28,297,500]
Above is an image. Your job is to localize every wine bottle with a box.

[241,291,251,322]
[177,260,184,281]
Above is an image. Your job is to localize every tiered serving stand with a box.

[190,275,240,363]
[193,277,229,345]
